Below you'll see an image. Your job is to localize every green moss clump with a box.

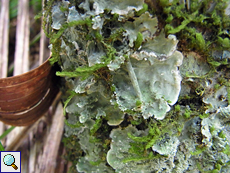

[128,142,145,155]
[210,126,215,135]
[175,105,180,112]
[211,169,220,173]
[190,146,207,155]
[195,32,206,50]
[136,100,142,107]
[214,84,221,90]
[42,0,55,38]
[227,87,230,105]
[107,28,125,43]
[184,109,191,119]
[223,145,230,156]
[134,32,143,49]
[127,118,177,150]
[64,119,83,128]
[110,85,116,92]
[59,5,68,12]
[90,118,103,135]
[63,91,77,116]
[62,135,83,171]
[218,130,226,139]
[130,118,143,126]
[199,113,209,119]
[135,3,148,16]
[154,0,230,54]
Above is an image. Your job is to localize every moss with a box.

[113,102,119,109]
[196,162,205,173]
[56,70,88,78]
[165,14,173,23]
[223,144,230,156]
[85,17,93,27]
[46,0,230,171]
[107,28,125,43]
[62,135,82,173]
[210,169,220,173]
[127,132,150,143]
[214,84,221,90]
[135,3,148,16]
[128,119,177,150]
[60,5,68,12]
[63,91,77,116]
[210,126,215,135]
[128,142,145,155]
[64,119,83,128]
[195,86,205,96]
[167,19,191,34]
[90,118,103,135]
[49,38,62,65]
[102,41,117,61]
[158,0,172,8]
[42,0,55,38]
[218,37,230,48]
[34,12,43,20]
[111,13,119,21]
[89,136,101,143]
[125,109,137,115]
[110,85,116,92]
[190,146,207,155]
[215,163,222,170]
[134,32,143,49]
[154,0,230,56]
[89,160,103,166]
[177,124,184,135]
[174,105,180,112]
[130,118,143,126]
[184,109,192,119]
[56,63,108,79]
[218,130,226,139]
[227,87,230,105]
[135,100,142,107]
[102,139,111,149]
[207,57,221,67]
[218,77,227,85]
[50,19,90,43]
[199,113,209,119]
[195,32,206,50]
[94,30,103,41]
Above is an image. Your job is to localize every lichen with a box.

[43,0,230,172]
[107,125,177,173]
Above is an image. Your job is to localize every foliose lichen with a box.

[49,0,183,124]
[43,0,230,172]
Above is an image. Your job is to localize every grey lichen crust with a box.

[52,0,183,124]
[47,0,230,172]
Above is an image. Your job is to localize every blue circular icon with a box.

[3,154,15,166]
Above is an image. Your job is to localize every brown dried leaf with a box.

[0,58,59,126]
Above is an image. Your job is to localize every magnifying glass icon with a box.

[3,154,18,170]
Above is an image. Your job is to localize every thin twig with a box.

[14,0,30,75]
[0,0,9,78]
[37,102,64,173]
[0,0,9,147]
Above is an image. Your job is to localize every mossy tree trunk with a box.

[44,0,230,172]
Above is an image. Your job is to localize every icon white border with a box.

[0,151,21,173]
